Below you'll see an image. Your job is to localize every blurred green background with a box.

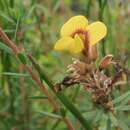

[0,0,130,130]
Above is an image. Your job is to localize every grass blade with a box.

[0,10,14,23]
[38,111,62,119]
[28,96,48,99]
[0,42,12,54]
[0,72,29,77]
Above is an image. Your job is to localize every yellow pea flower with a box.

[54,15,107,54]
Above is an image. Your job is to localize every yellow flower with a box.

[54,15,107,54]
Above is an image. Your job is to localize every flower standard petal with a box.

[60,15,88,37]
[87,21,107,45]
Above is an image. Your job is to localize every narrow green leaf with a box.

[0,42,12,54]
[52,0,60,13]
[38,111,62,119]
[56,92,92,129]
[51,120,61,130]
[10,0,14,8]
[0,10,14,23]
[115,105,130,111]
[23,4,49,21]
[13,15,20,41]
[18,53,27,64]
[117,119,129,130]
[0,72,29,77]
[4,29,15,33]
[112,91,130,104]
[83,111,96,120]
[28,96,48,99]
[60,107,66,117]
[106,115,111,130]
[121,93,130,105]
[93,109,103,123]
[71,84,80,102]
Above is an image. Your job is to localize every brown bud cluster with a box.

[54,54,130,112]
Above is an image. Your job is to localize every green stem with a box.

[98,0,108,57]
[28,55,92,130]
[85,0,92,17]
[0,0,5,10]
[2,0,10,15]
[10,0,14,8]
[1,51,15,115]
[1,51,5,87]
[6,54,15,115]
